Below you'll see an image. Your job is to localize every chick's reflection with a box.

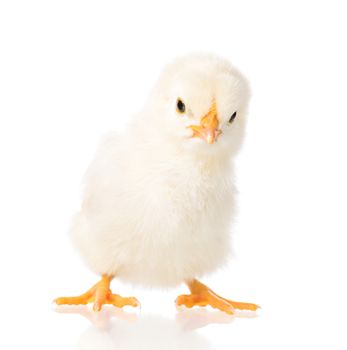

[56,305,236,350]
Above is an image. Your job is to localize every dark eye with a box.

[229,111,237,123]
[176,99,186,114]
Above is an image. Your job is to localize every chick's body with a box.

[72,129,234,288]
[69,53,249,291]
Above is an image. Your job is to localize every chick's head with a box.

[146,53,250,157]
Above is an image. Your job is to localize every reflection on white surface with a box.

[55,305,250,350]
[55,305,138,329]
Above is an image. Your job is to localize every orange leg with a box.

[54,275,139,312]
[176,279,260,315]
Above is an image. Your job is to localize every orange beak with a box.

[188,101,222,144]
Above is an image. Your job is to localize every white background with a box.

[1,1,346,349]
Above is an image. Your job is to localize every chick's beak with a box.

[188,102,222,144]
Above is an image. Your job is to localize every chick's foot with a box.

[176,279,259,315]
[54,275,139,312]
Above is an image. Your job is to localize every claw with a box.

[54,275,140,312]
[176,279,259,315]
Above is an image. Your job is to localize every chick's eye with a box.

[229,111,237,123]
[176,99,186,114]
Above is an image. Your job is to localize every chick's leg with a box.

[54,275,139,312]
[176,279,259,315]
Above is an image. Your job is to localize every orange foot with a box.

[176,279,260,315]
[54,275,139,312]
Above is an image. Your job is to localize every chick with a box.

[55,53,259,314]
